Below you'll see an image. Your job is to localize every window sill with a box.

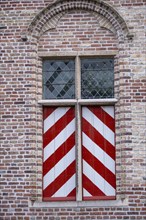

[78,98,118,105]
[38,98,118,106]
[29,198,128,208]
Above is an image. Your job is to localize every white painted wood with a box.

[53,174,76,197]
[44,119,75,162]
[83,160,115,196]
[44,107,70,133]
[83,107,115,145]
[82,132,115,174]
[43,146,75,190]
[102,106,115,118]
[83,189,92,197]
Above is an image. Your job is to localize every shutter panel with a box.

[43,106,76,201]
[82,106,116,200]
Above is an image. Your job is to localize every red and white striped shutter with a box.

[43,107,76,201]
[82,106,116,200]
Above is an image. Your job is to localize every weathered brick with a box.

[0,0,145,219]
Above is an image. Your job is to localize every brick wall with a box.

[0,0,146,219]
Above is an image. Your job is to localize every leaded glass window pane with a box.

[81,58,114,99]
[43,60,75,99]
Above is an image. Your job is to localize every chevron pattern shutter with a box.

[43,106,76,201]
[82,106,116,200]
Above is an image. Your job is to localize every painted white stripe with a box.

[43,146,75,190]
[83,188,92,197]
[83,160,115,196]
[82,132,115,174]
[82,107,115,146]
[44,118,75,162]
[101,106,114,119]
[52,174,76,197]
[44,107,70,133]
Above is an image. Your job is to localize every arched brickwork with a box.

[27,0,132,40]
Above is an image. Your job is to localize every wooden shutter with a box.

[43,106,76,201]
[82,106,116,200]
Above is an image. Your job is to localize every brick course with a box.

[0,0,146,219]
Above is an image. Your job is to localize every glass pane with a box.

[43,60,75,99]
[81,58,114,99]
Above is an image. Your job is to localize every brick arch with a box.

[27,0,132,41]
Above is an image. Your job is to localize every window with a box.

[42,57,116,201]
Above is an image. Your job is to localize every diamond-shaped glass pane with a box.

[43,60,75,99]
[81,58,114,99]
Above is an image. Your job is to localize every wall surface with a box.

[0,0,146,219]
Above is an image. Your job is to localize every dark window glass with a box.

[43,60,75,99]
[81,58,114,99]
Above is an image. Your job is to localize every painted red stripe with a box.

[82,118,115,160]
[43,196,75,201]
[43,107,75,148]
[83,174,105,197]
[83,147,116,189]
[67,188,76,197]
[43,133,75,176]
[83,196,116,201]
[43,161,76,198]
[43,107,57,121]
[87,106,115,132]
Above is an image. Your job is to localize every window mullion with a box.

[75,56,81,99]
[75,103,82,201]
[75,56,82,201]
